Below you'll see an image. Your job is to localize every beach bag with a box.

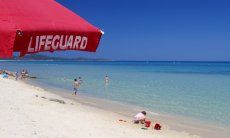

[154,123,161,130]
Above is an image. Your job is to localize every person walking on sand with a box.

[73,79,80,95]
[104,75,109,85]
[15,71,19,80]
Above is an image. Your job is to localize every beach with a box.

[0,77,200,138]
[0,0,229,137]
[1,61,230,138]
[2,61,230,126]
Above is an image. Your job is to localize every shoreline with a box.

[25,78,230,138]
[0,77,201,138]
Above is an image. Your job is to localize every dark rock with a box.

[49,98,66,104]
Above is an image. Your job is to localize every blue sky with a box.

[51,0,230,61]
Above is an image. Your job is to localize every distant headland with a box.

[3,54,111,61]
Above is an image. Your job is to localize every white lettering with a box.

[73,36,81,49]
[28,36,34,52]
[44,35,53,50]
[27,35,89,52]
[35,36,39,52]
[39,35,46,51]
[52,35,60,50]
[59,35,67,50]
[80,36,88,49]
[66,35,73,49]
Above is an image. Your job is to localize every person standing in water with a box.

[73,79,80,95]
[104,75,109,85]
[21,69,25,79]
[78,77,82,85]
[25,70,29,78]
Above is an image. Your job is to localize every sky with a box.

[50,0,230,61]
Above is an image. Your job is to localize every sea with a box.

[1,61,230,126]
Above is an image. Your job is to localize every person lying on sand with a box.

[134,111,146,124]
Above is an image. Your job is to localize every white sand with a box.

[0,78,199,138]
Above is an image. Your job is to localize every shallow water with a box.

[1,61,230,126]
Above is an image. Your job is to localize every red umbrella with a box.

[0,0,103,58]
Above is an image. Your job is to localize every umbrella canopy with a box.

[0,0,103,58]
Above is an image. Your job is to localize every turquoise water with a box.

[1,61,230,125]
